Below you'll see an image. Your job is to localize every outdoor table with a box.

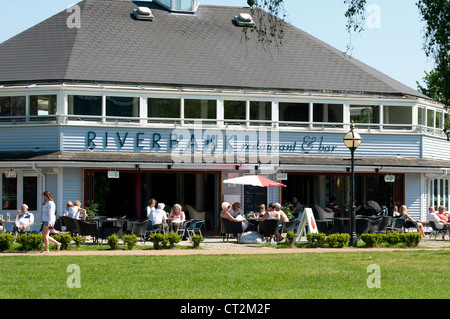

[95,218,126,238]
[246,218,262,231]
[166,218,183,233]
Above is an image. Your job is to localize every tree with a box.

[247,0,450,107]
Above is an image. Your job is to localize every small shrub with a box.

[360,233,383,248]
[306,232,326,248]
[326,233,350,248]
[123,234,138,250]
[0,234,15,252]
[167,233,181,248]
[51,233,72,250]
[285,231,296,248]
[191,235,204,249]
[400,232,422,247]
[107,234,119,250]
[15,234,44,251]
[385,232,400,245]
[73,236,86,248]
[149,233,168,250]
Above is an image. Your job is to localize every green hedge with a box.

[0,234,15,251]
[360,232,422,248]
[15,234,44,251]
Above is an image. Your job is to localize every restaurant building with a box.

[0,0,449,230]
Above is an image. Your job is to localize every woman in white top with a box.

[42,191,61,253]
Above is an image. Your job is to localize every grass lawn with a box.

[0,250,448,299]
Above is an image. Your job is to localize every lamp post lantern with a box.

[343,121,362,247]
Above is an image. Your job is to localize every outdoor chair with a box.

[220,217,243,242]
[26,222,43,235]
[97,224,122,244]
[258,219,279,242]
[377,216,392,233]
[386,217,405,233]
[184,204,206,227]
[281,219,297,234]
[315,205,334,223]
[62,216,78,236]
[176,219,195,240]
[131,219,149,243]
[3,222,14,235]
[75,219,99,244]
[368,216,383,233]
[355,216,370,237]
[428,221,447,241]
[187,219,204,239]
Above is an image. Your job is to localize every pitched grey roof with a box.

[0,0,429,99]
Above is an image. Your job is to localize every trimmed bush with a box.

[15,234,44,251]
[306,232,326,248]
[107,234,119,250]
[360,232,422,248]
[400,232,422,247]
[149,233,168,250]
[0,233,15,252]
[285,231,296,248]
[191,235,204,249]
[123,234,138,250]
[51,233,72,250]
[360,233,384,248]
[167,233,181,248]
[326,233,350,248]
[73,236,86,248]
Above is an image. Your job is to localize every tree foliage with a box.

[248,0,449,107]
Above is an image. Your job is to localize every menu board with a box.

[243,185,267,214]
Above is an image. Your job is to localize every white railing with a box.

[0,115,447,138]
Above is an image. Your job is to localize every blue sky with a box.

[0,0,433,90]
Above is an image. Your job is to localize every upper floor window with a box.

[69,95,102,118]
[106,96,139,121]
[313,103,343,128]
[29,95,57,121]
[383,105,412,129]
[418,107,425,126]
[224,100,246,122]
[148,98,180,123]
[0,96,26,121]
[350,105,380,127]
[184,99,216,124]
[250,101,271,126]
[279,102,309,124]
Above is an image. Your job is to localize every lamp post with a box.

[343,121,362,247]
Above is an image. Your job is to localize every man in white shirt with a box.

[14,204,34,234]
[149,203,169,233]
[427,206,450,232]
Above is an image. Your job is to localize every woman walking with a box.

[41,191,61,253]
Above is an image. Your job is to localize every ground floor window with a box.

[429,178,449,209]
[1,174,38,212]
[83,170,220,230]
[281,173,404,215]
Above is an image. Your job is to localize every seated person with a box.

[63,200,87,220]
[429,206,450,232]
[220,201,249,234]
[14,204,34,234]
[274,203,289,240]
[256,204,266,218]
[291,197,302,216]
[150,203,169,233]
[437,205,450,222]
[169,204,186,232]
[146,198,157,219]
[229,202,243,217]
[399,205,427,238]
